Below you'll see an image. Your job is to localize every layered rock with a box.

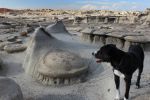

[81,31,150,51]
[81,28,95,42]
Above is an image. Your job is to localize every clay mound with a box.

[46,20,69,34]
[0,77,23,100]
[23,27,88,86]
[23,27,55,77]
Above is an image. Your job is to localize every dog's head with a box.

[92,44,116,63]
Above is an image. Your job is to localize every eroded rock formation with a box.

[81,30,150,51]
[23,27,88,86]
[46,20,69,33]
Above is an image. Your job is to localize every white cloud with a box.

[81,4,97,10]
[78,0,140,10]
[131,6,138,10]
[99,5,110,10]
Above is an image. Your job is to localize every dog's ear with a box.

[109,44,116,48]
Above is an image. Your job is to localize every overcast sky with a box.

[0,0,150,11]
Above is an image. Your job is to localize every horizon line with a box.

[0,7,147,12]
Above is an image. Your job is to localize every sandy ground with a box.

[0,33,150,100]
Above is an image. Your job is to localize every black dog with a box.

[92,44,144,100]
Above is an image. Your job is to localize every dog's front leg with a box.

[124,76,132,100]
[114,74,120,100]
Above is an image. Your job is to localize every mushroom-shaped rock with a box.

[81,28,95,42]
[36,50,88,85]
[81,28,95,34]
[124,35,150,43]
[46,20,69,33]
[0,77,23,100]
[23,27,89,86]
[106,32,125,38]
[93,30,109,36]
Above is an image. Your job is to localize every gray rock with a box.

[0,42,12,50]
[81,33,94,43]
[0,77,23,100]
[93,35,100,43]
[93,30,109,35]
[106,32,125,38]
[123,41,131,51]
[81,28,95,34]
[0,24,12,29]
[27,27,34,33]
[46,20,69,34]
[105,37,124,49]
[124,35,150,43]
[7,36,18,42]
[4,44,27,53]
[93,35,106,45]
[67,27,82,32]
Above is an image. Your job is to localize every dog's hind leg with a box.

[136,65,143,88]
[114,74,120,100]
[124,76,132,100]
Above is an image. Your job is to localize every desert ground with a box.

[0,8,150,100]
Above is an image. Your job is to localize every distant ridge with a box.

[0,8,14,13]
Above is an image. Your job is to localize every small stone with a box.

[20,32,28,37]
[64,79,69,85]
[7,36,17,42]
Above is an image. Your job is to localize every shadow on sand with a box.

[26,94,86,100]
